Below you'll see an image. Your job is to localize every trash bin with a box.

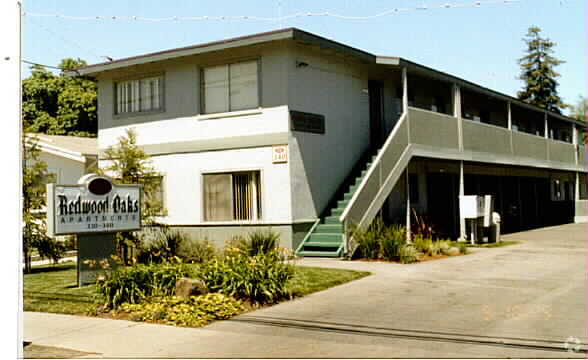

[489,212,501,243]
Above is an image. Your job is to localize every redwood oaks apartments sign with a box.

[47,174,142,236]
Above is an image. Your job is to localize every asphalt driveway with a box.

[24,223,587,358]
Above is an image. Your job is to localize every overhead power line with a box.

[21,60,82,75]
[21,59,64,70]
[23,0,522,22]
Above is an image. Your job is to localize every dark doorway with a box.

[368,80,385,151]
[426,172,459,239]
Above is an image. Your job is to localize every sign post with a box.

[47,174,142,286]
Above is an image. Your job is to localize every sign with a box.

[290,110,325,134]
[272,145,288,163]
[459,195,484,219]
[47,174,142,236]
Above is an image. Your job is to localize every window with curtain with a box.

[115,76,163,115]
[202,60,258,114]
[203,171,261,221]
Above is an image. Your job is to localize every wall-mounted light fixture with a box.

[296,61,309,68]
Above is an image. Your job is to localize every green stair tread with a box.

[303,241,342,246]
[296,250,341,258]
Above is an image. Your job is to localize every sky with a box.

[19,0,588,112]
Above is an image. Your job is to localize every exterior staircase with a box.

[295,154,377,258]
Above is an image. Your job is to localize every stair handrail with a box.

[294,218,321,255]
[339,111,409,223]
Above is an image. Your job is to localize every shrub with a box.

[399,244,418,264]
[198,248,294,304]
[351,218,385,260]
[96,262,196,310]
[413,234,434,256]
[437,240,452,255]
[456,242,468,255]
[177,238,218,264]
[137,227,190,264]
[380,225,405,261]
[120,293,245,327]
[227,229,280,256]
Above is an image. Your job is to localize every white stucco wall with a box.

[287,43,371,220]
[99,146,292,225]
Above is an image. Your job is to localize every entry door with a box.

[369,80,385,151]
[427,173,459,239]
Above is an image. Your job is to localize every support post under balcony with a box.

[459,161,466,242]
[405,168,411,243]
[402,67,408,113]
[544,113,549,139]
[453,84,463,151]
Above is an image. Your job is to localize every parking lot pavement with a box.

[24,223,587,358]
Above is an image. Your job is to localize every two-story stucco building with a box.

[76,28,587,257]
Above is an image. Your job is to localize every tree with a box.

[517,26,566,114]
[22,58,97,137]
[569,96,587,144]
[22,135,65,273]
[100,129,166,263]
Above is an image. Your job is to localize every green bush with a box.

[352,218,385,260]
[380,225,405,261]
[177,238,218,264]
[399,244,418,264]
[413,234,434,256]
[198,248,294,304]
[96,262,196,310]
[120,293,245,327]
[137,227,190,264]
[227,229,280,256]
[456,242,468,255]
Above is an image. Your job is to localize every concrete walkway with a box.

[24,223,587,358]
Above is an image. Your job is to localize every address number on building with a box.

[272,145,288,163]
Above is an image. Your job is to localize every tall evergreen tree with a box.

[517,26,566,114]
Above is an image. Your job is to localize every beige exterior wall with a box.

[37,152,87,185]
[287,43,371,220]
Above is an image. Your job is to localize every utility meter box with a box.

[459,195,484,219]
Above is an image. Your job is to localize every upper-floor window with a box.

[115,75,163,115]
[202,60,259,114]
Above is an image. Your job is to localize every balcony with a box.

[407,107,584,171]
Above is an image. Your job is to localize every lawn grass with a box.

[23,262,371,315]
[23,262,97,315]
[288,266,371,297]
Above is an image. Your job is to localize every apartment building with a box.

[76,28,587,257]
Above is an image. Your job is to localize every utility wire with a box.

[22,59,64,70]
[22,0,521,22]
[26,17,105,61]
[21,60,81,75]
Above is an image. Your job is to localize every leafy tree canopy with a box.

[517,26,566,114]
[22,58,97,137]
[22,134,65,273]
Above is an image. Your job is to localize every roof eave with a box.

[74,28,298,77]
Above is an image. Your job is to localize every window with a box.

[202,60,259,114]
[115,76,163,115]
[203,171,262,221]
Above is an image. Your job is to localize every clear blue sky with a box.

[22,0,586,112]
